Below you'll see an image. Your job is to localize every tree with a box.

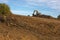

[57,15,60,19]
[0,3,12,23]
[28,15,30,16]
[0,3,11,15]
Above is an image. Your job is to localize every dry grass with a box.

[0,14,60,40]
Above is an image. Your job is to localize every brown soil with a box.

[0,14,60,40]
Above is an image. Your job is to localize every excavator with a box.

[32,10,54,19]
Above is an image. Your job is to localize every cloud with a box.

[25,0,60,10]
[46,0,60,10]
[0,0,9,3]
[11,10,32,16]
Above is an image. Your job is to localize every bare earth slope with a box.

[0,15,60,40]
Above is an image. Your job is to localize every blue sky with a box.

[0,0,60,17]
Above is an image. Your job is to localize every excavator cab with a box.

[32,10,41,16]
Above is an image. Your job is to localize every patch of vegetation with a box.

[57,15,60,19]
[0,3,11,16]
[0,3,12,23]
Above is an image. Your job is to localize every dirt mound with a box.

[0,14,60,40]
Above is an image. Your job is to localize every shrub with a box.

[0,3,12,23]
[57,15,60,19]
[0,3,11,15]
[28,15,30,16]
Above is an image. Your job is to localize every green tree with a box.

[0,3,11,15]
[57,15,60,19]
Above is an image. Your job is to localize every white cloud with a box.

[11,10,32,16]
[46,0,60,10]
[26,0,46,3]
[0,0,9,3]
[26,0,60,10]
